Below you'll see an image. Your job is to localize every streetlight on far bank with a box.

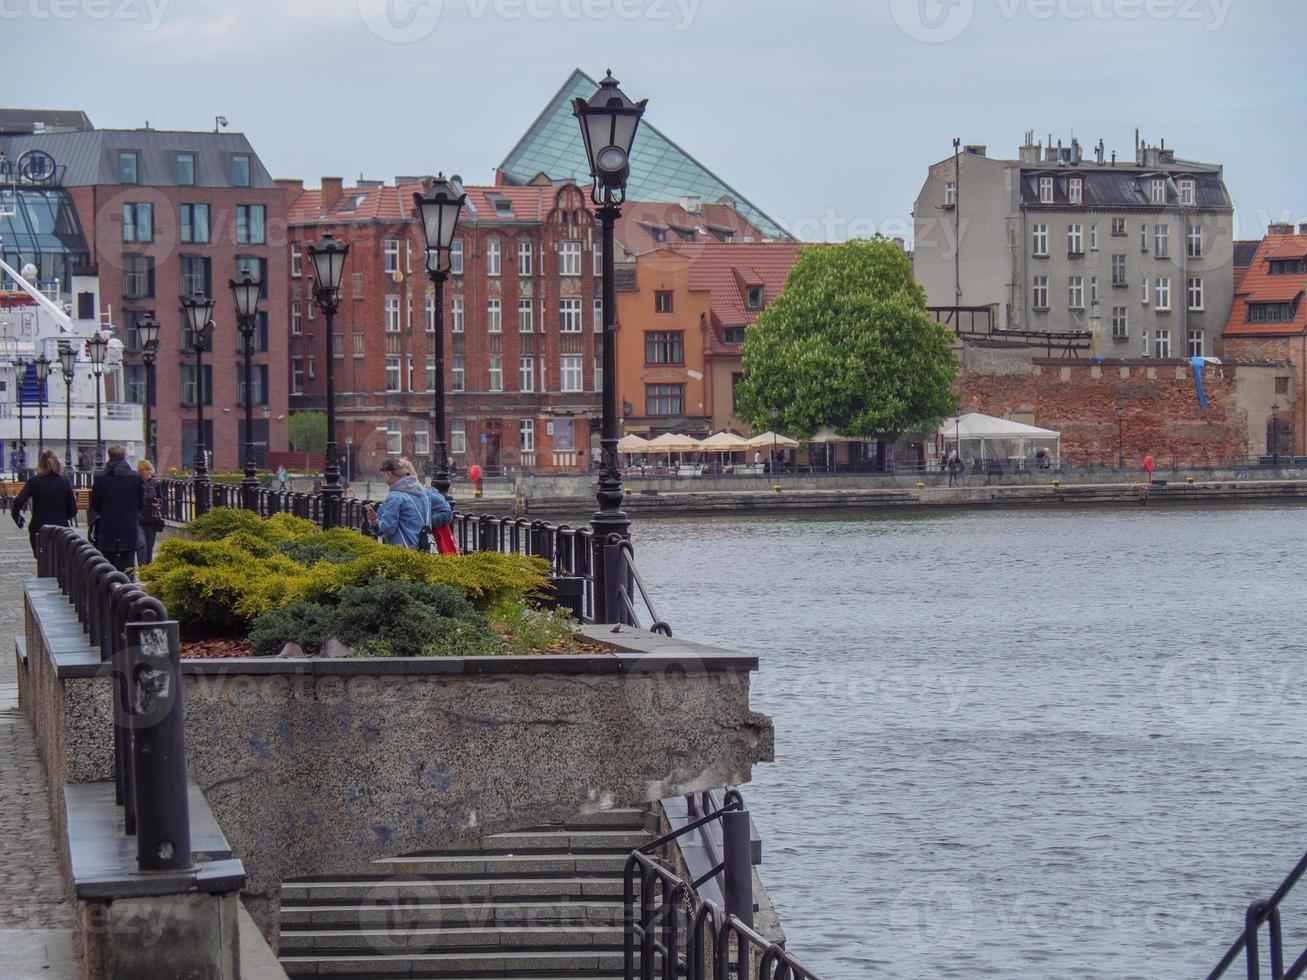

[1115,405,1124,471]
[1272,403,1281,467]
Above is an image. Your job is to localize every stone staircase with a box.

[278,807,652,979]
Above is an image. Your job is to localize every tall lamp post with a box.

[13,357,27,476]
[414,175,465,503]
[58,345,75,472]
[137,315,161,464]
[770,405,779,476]
[181,292,216,516]
[307,232,349,529]
[1115,405,1124,470]
[33,354,50,456]
[573,70,646,624]
[230,274,263,511]
[1272,403,1280,467]
[87,335,108,470]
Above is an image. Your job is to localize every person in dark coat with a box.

[89,445,144,573]
[136,459,163,567]
[12,449,78,558]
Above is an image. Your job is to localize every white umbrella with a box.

[746,431,800,449]
[698,431,751,452]
[646,432,701,468]
[617,434,650,454]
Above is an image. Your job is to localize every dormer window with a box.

[1149,178,1167,204]
[746,285,764,309]
[489,195,513,217]
[1269,258,1306,275]
[1038,177,1053,204]
[1068,177,1083,205]
[338,194,366,213]
[651,227,667,243]
[1178,178,1195,206]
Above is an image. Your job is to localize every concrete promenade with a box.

[0,519,78,978]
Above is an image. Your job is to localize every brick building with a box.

[0,117,288,471]
[285,178,604,476]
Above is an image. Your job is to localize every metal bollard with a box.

[722,805,754,930]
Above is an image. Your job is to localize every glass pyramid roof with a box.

[498,70,790,240]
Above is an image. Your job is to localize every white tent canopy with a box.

[746,431,800,449]
[939,413,1061,468]
[698,431,751,453]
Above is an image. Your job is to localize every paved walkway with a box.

[0,518,79,978]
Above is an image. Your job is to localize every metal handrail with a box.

[1208,851,1307,979]
[607,535,672,636]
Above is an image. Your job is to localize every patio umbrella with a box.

[617,434,650,454]
[746,431,800,449]
[646,432,701,467]
[698,431,751,470]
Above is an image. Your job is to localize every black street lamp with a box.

[573,70,646,624]
[137,315,161,465]
[413,175,466,503]
[1272,402,1281,467]
[181,292,216,516]
[13,356,27,476]
[1115,405,1124,471]
[58,344,75,472]
[87,335,108,470]
[33,353,50,455]
[230,274,263,511]
[307,231,350,529]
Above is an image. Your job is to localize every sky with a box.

[3,0,1305,243]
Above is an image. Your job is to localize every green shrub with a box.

[491,600,580,656]
[330,580,482,658]
[247,600,336,657]
[306,548,549,610]
[187,508,266,542]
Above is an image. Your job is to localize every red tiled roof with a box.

[1222,233,1307,338]
[1232,238,1261,291]
[611,201,766,257]
[681,242,803,353]
[287,181,558,227]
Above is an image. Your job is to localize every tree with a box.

[285,411,327,454]
[735,238,958,440]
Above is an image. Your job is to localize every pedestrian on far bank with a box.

[947,451,960,488]
[136,459,163,567]
[89,445,144,573]
[12,450,77,558]
[958,454,969,487]
[77,449,87,473]
[277,465,288,490]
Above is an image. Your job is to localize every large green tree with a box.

[285,411,327,454]
[735,237,958,440]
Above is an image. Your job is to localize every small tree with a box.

[285,411,327,454]
[735,238,958,440]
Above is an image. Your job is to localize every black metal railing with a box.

[626,789,821,980]
[36,524,192,874]
[1208,852,1307,979]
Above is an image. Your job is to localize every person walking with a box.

[277,465,288,490]
[946,451,960,488]
[89,445,144,573]
[365,457,430,549]
[136,459,163,567]
[12,450,77,558]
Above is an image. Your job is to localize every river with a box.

[630,504,1307,979]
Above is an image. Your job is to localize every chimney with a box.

[320,177,344,210]
[1268,223,1294,236]
[1300,223,1307,235]
[276,177,304,208]
[679,195,702,214]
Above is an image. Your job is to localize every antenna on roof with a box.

[214,115,229,134]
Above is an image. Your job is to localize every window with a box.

[122,202,153,242]
[1275,376,1290,395]
[232,155,250,187]
[646,383,684,416]
[1038,176,1053,203]
[384,355,403,391]
[307,297,316,321]
[414,424,430,457]
[1032,275,1048,309]
[452,356,465,391]
[1188,277,1204,311]
[1090,224,1099,251]
[1141,328,1150,357]
[1178,179,1195,206]
[520,356,535,392]
[1111,254,1127,287]
[518,298,533,332]
[237,364,270,406]
[1031,224,1048,257]
[1188,225,1203,259]
[559,298,582,333]
[1112,306,1128,339]
[386,420,402,455]
[486,238,501,277]
[385,296,401,332]
[594,298,604,332]
[452,298,464,332]
[560,355,583,392]
[1067,224,1082,256]
[176,152,195,186]
[353,332,365,357]
[122,254,154,298]
[645,331,684,364]
[425,297,436,333]
[747,285,765,309]
[332,332,343,358]
[1068,177,1083,205]
[944,181,956,206]
[520,418,535,454]
[1155,277,1171,311]
[235,312,269,354]
[384,239,400,273]
[1249,303,1294,323]
[1141,276,1150,305]
[654,290,675,312]
[451,239,464,275]
[1090,276,1099,305]
[1140,224,1149,251]
[417,356,432,392]
[118,151,139,184]
[180,364,213,406]
[179,255,211,297]
[1187,329,1204,358]
[1269,259,1307,275]
[451,421,466,455]
[518,241,532,276]
[288,242,301,277]
[180,203,210,244]
[234,255,268,297]
[1154,223,1169,258]
[1150,178,1166,204]
[292,301,302,335]
[351,271,363,297]
[488,355,503,392]
[593,241,603,277]
[560,240,582,276]
[125,364,149,404]
[1155,328,1171,358]
[1067,276,1084,310]
[723,326,746,344]
[1112,217,1127,237]
[487,300,502,333]
[594,354,602,392]
[236,204,266,244]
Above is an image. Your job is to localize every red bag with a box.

[434,524,459,555]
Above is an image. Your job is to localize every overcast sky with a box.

[5,0,1304,242]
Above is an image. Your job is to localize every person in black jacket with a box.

[136,459,163,566]
[12,450,78,558]
[88,445,144,573]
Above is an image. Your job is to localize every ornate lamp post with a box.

[13,356,28,476]
[573,70,646,623]
[306,232,350,529]
[58,345,75,472]
[1115,405,1124,471]
[413,175,466,503]
[137,315,161,464]
[229,274,263,511]
[181,292,216,516]
[1272,403,1281,467]
[87,335,108,470]
[33,353,50,455]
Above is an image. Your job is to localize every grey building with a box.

[913,135,1234,358]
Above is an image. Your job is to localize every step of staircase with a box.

[279,809,650,979]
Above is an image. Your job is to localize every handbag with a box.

[434,524,459,555]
